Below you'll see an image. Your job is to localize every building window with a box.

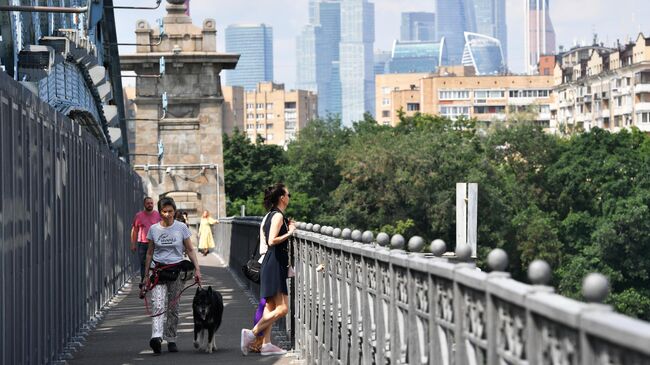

[266,103,274,109]
[382,87,391,95]
[256,103,264,109]
[285,102,297,109]
[266,124,273,129]
[247,113,254,120]
[246,103,254,110]
[439,90,470,100]
[475,90,505,99]
[285,110,297,121]
[257,124,264,130]
[439,106,470,118]
[509,90,550,98]
[382,98,390,106]
[407,103,420,111]
[383,121,391,126]
[266,134,274,141]
[246,123,254,130]
[473,106,505,114]
[266,113,274,120]
[638,112,650,124]
[256,113,264,120]
[382,110,390,118]
[285,122,296,130]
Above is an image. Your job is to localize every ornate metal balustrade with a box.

[217,218,650,365]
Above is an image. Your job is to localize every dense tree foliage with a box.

[223,114,650,320]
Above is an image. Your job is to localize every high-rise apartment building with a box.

[473,0,507,60]
[223,82,318,147]
[376,67,554,128]
[436,0,476,65]
[525,0,556,74]
[225,24,274,90]
[340,0,375,126]
[400,12,436,42]
[554,34,650,134]
[296,0,341,117]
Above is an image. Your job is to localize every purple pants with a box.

[254,298,266,336]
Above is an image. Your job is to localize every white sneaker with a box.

[261,343,287,356]
[240,329,255,356]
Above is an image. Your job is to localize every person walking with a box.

[198,210,219,256]
[131,197,161,288]
[241,183,296,356]
[144,197,202,354]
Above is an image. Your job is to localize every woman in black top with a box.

[240,183,296,356]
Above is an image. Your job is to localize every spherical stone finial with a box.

[390,234,405,250]
[429,239,446,256]
[299,222,306,230]
[325,226,333,236]
[320,225,328,234]
[528,260,552,285]
[351,229,362,242]
[407,236,425,252]
[582,273,610,303]
[312,224,321,233]
[362,231,374,244]
[332,228,342,238]
[487,248,509,272]
[376,232,390,247]
[341,228,352,240]
[306,223,313,231]
[455,243,472,261]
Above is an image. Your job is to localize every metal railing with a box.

[219,217,650,365]
[0,71,144,364]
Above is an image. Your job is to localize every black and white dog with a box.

[192,286,224,353]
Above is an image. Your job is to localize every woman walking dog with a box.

[144,197,202,354]
[241,183,296,356]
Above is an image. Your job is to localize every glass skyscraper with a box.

[436,0,476,65]
[525,0,556,74]
[462,32,506,75]
[296,0,341,117]
[340,0,375,126]
[473,0,507,61]
[400,12,436,42]
[386,39,448,74]
[225,24,274,90]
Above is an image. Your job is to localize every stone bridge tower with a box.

[122,0,238,222]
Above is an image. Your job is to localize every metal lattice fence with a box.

[0,71,144,364]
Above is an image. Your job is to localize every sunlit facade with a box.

[225,24,274,90]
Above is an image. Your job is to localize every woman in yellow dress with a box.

[198,210,219,256]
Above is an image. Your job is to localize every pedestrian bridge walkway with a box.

[68,253,300,365]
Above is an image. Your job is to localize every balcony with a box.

[600,109,611,118]
[614,105,633,115]
[636,102,650,112]
[635,84,650,94]
[584,95,593,103]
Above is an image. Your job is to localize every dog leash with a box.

[143,278,201,318]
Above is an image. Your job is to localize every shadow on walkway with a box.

[68,252,301,365]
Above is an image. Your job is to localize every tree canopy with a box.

[222,114,650,321]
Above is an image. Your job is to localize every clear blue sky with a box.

[116,0,650,88]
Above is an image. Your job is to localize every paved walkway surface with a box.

[68,252,302,365]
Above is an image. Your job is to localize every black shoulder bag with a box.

[242,242,262,284]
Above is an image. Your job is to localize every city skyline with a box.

[116,0,650,89]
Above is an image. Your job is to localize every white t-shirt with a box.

[147,220,191,265]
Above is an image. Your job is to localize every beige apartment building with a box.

[376,66,555,128]
[222,82,317,147]
[555,33,650,133]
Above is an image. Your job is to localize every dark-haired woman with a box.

[144,197,202,355]
[241,183,296,356]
